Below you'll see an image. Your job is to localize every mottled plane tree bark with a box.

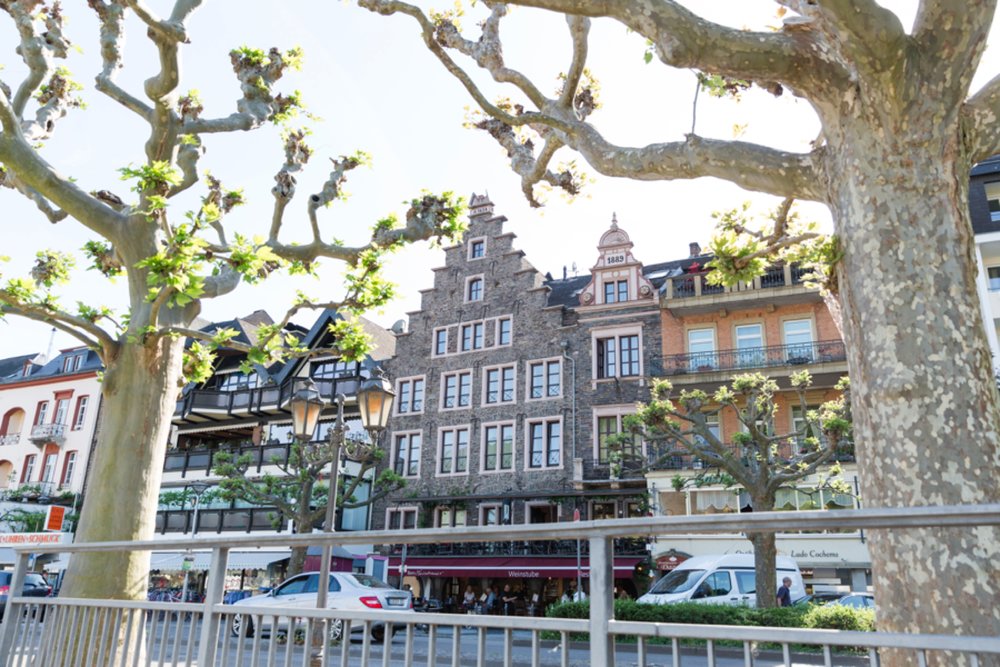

[0,0,462,617]
[361,0,1000,661]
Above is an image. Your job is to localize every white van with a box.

[638,554,805,607]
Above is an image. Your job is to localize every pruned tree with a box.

[629,371,852,608]
[362,0,1000,655]
[213,433,403,575]
[0,0,463,618]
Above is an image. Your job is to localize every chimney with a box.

[562,266,567,280]
[689,242,702,258]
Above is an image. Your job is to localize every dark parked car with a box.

[834,592,876,610]
[0,572,52,619]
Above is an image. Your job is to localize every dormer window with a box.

[466,276,484,302]
[604,280,628,304]
[62,353,84,373]
[469,238,486,260]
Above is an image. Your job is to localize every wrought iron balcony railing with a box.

[28,423,66,445]
[664,264,811,301]
[650,340,847,376]
[0,433,20,446]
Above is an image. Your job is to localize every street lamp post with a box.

[180,480,210,603]
[289,370,395,657]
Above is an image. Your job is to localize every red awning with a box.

[386,555,643,579]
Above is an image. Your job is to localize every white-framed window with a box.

[468,237,486,260]
[482,421,515,472]
[480,503,501,526]
[988,266,1000,291]
[460,322,485,352]
[596,333,641,379]
[41,453,57,484]
[386,507,417,530]
[483,365,516,405]
[72,396,89,430]
[438,426,470,475]
[603,280,628,304]
[687,328,717,370]
[526,417,562,469]
[60,451,77,487]
[310,358,362,380]
[22,455,36,483]
[53,398,69,426]
[783,319,814,362]
[595,410,642,464]
[396,377,426,415]
[527,359,561,399]
[441,370,473,410]
[436,507,468,527]
[466,276,484,302]
[735,323,765,368]
[34,401,49,426]
[393,432,421,477]
[986,181,1000,221]
[434,329,448,356]
[591,500,617,521]
[497,317,512,346]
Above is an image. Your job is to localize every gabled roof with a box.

[0,353,41,381]
[543,255,710,308]
[0,347,102,385]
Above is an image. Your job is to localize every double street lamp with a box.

[289,370,394,651]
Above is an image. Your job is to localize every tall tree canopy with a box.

[0,0,462,609]
[362,0,1000,661]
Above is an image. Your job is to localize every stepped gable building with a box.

[378,196,673,606]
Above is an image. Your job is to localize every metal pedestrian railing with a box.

[2,504,1000,666]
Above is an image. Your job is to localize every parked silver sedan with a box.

[230,572,412,641]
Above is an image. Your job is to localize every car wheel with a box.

[231,614,254,638]
[371,624,392,642]
[328,618,344,643]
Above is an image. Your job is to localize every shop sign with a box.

[0,532,70,546]
[44,506,66,532]
[656,553,688,571]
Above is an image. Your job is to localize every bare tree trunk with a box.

[288,502,319,577]
[748,494,778,609]
[830,126,1000,665]
[56,338,185,663]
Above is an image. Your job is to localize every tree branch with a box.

[0,299,116,354]
[0,129,125,239]
[90,0,154,121]
[568,130,827,202]
[911,0,996,108]
[0,167,68,222]
[963,75,1000,163]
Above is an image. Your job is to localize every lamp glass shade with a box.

[290,380,324,441]
[357,373,395,432]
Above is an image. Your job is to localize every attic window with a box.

[62,354,85,373]
[468,237,486,260]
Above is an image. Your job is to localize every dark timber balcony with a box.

[173,373,366,423]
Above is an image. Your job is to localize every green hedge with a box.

[544,600,875,646]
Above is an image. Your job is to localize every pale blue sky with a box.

[1,1,996,358]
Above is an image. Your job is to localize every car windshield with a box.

[648,569,705,594]
[349,574,393,589]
